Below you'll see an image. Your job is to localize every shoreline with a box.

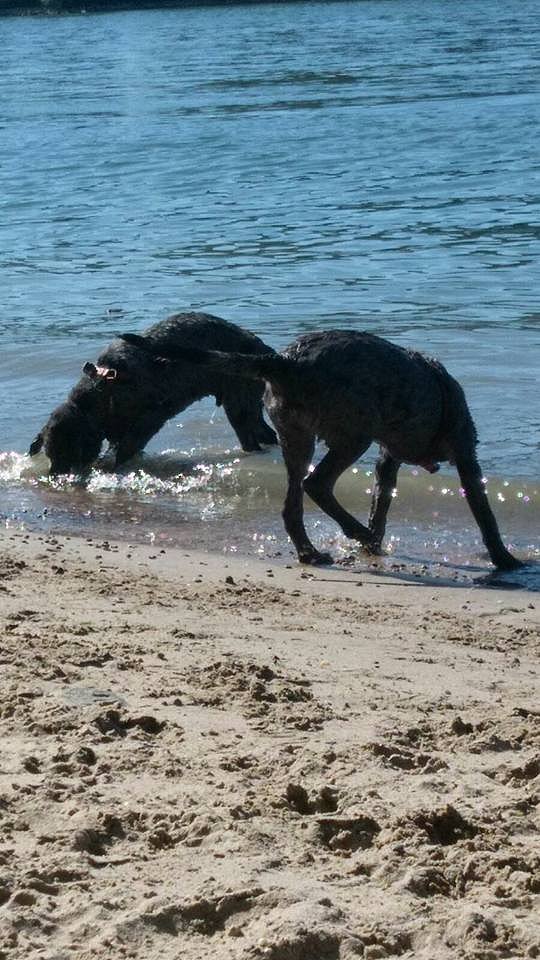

[2,447,538,588]
[1,525,538,958]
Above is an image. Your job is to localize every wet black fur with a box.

[118,328,522,571]
[28,312,277,475]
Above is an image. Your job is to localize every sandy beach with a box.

[0,526,538,959]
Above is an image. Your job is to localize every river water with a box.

[0,0,538,584]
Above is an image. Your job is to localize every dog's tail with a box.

[117,332,295,384]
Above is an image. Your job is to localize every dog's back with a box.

[276,330,477,465]
[143,312,273,356]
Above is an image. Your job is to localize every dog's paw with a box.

[298,549,334,566]
[494,553,525,571]
[363,540,386,557]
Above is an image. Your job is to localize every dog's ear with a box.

[117,333,147,350]
[116,333,170,365]
[83,361,98,379]
[29,433,43,456]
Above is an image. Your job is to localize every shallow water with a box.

[1,0,539,584]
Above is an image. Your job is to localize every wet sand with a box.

[0,526,538,959]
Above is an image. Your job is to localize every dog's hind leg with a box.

[303,440,374,548]
[368,449,401,550]
[455,455,523,570]
[280,429,332,565]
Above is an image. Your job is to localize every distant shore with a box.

[0,0,297,17]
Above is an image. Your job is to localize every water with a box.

[0,0,539,584]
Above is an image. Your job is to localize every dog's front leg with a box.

[368,450,401,550]
[303,442,375,549]
[280,432,332,564]
[111,410,169,467]
[455,456,523,570]
[222,391,277,452]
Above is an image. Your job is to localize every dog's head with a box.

[29,398,104,477]
[28,347,147,475]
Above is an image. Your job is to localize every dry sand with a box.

[0,526,538,960]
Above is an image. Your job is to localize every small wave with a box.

[0,450,44,483]
[85,459,243,498]
[0,448,248,498]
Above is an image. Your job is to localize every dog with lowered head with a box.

[29,312,277,475]
[118,327,522,571]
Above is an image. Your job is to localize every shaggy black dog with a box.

[28,312,277,475]
[119,328,522,571]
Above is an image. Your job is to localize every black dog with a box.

[119,328,522,571]
[29,312,277,475]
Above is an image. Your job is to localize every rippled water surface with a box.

[1,0,539,582]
